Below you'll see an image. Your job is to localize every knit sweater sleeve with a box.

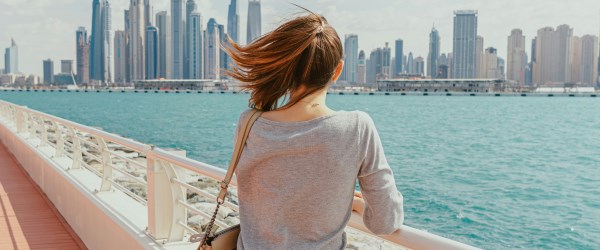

[356,111,404,235]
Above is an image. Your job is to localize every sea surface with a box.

[1,91,599,250]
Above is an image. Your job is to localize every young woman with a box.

[226,10,404,250]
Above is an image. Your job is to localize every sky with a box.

[1,0,599,76]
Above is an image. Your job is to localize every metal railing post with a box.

[52,121,65,157]
[97,136,113,192]
[146,149,187,243]
[69,127,82,169]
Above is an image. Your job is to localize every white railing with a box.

[0,100,479,250]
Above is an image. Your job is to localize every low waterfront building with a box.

[133,79,230,90]
[377,78,506,92]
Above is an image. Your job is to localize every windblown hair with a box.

[225,8,343,111]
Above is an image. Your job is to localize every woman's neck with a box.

[261,88,335,122]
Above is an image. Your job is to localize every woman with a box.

[226,9,404,249]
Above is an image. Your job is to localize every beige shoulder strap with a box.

[217,109,263,203]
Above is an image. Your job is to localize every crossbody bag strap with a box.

[217,109,263,203]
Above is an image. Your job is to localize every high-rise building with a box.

[156,11,171,79]
[247,0,262,44]
[114,30,127,83]
[569,36,582,83]
[507,29,527,84]
[394,39,403,76]
[366,48,383,83]
[343,34,359,83]
[61,60,74,74]
[218,24,229,76]
[476,36,484,78]
[146,26,159,80]
[204,18,220,79]
[581,35,599,85]
[124,9,131,83]
[451,10,478,79]
[171,0,185,79]
[128,0,146,81]
[414,56,425,76]
[428,27,440,78]
[76,27,90,84]
[533,25,573,85]
[407,52,414,74]
[357,50,366,85]
[482,47,499,78]
[188,12,203,79]
[43,59,54,84]
[382,43,391,79]
[227,0,240,43]
[185,0,197,79]
[4,38,18,74]
[90,0,111,83]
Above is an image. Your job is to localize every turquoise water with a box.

[1,91,599,249]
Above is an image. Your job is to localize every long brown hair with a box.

[225,8,343,111]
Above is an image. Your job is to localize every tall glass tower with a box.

[394,39,403,76]
[343,34,359,83]
[205,18,220,79]
[90,0,112,83]
[188,12,203,79]
[4,38,18,74]
[227,0,239,43]
[428,27,440,78]
[185,0,197,79]
[451,10,478,79]
[246,0,262,44]
[171,0,185,79]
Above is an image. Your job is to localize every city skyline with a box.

[0,0,599,77]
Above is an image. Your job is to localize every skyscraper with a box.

[394,39,403,76]
[343,34,359,83]
[156,11,172,79]
[533,25,573,85]
[507,29,527,84]
[128,0,146,81]
[114,30,127,83]
[476,36,484,78]
[482,47,499,78]
[43,59,54,84]
[185,0,197,79]
[247,0,262,44]
[76,27,90,84]
[124,10,131,83]
[171,0,185,79]
[4,38,18,74]
[428,27,440,78]
[578,35,599,85]
[205,18,220,79]
[407,52,414,74]
[382,43,391,79]
[357,50,366,84]
[61,60,74,74]
[452,10,478,79]
[414,56,425,76]
[227,0,239,43]
[218,24,229,75]
[90,0,111,83]
[146,26,159,80]
[188,12,203,79]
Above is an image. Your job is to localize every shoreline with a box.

[0,87,598,97]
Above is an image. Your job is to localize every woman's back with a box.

[236,110,403,249]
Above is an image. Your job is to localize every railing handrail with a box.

[0,99,479,250]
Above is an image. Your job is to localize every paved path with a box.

[0,141,86,250]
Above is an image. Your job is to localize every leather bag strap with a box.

[217,109,263,203]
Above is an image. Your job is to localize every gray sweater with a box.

[235,110,404,250]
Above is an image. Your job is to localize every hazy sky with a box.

[1,0,599,76]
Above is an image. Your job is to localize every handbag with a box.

[195,109,263,250]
